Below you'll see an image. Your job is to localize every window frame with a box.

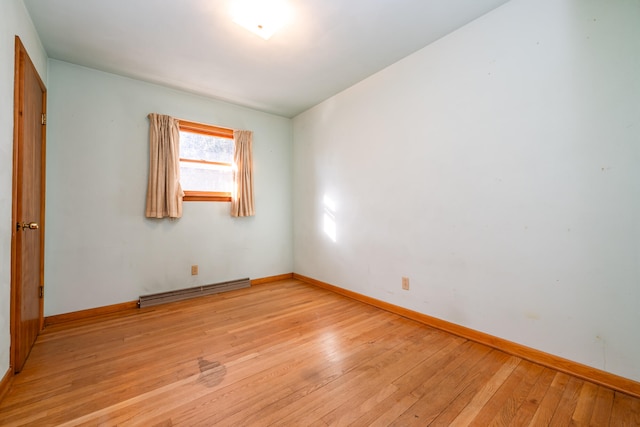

[178,119,234,202]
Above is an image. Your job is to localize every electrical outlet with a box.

[191,265,198,275]
[402,276,410,290]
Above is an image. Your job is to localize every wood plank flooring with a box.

[1,279,639,426]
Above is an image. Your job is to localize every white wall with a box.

[45,60,293,316]
[0,0,47,376]
[293,0,640,381]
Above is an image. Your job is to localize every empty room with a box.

[1,0,639,425]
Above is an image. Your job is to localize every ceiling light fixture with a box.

[231,0,291,40]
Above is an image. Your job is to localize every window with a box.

[178,119,234,202]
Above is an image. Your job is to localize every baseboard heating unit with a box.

[138,278,251,308]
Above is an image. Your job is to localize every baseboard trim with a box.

[293,273,640,399]
[44,301,139,326]
[44,274,295,326]
[251,273,294,285]
[0,367,13,403]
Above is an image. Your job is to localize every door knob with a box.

[17,222,39,230]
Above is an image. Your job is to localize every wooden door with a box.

[11,37,47,373]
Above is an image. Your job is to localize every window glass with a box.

[180,162,234,193]
[178,121,234,201]
[179,131,234,164]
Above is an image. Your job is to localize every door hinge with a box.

[41,113,46,125]
[39,286,44,298]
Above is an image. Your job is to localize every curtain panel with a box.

[231,130,255,217]
[145,113,184,219]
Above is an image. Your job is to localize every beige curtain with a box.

[231,130,255,217]
[145,113,184,219]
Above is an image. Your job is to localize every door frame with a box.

[10,36,47,373]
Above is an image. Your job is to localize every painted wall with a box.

[45,60,293,316]
[293,0,640,381]
[0,0,47,377]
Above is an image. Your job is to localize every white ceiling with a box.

[24,0,510,118]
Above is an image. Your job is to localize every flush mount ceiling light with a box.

[231,0,291,40]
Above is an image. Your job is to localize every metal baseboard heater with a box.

[138,278,251,308]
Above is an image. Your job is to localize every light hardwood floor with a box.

[1,279,639,426]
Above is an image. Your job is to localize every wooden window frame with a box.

[178,119,234,202]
